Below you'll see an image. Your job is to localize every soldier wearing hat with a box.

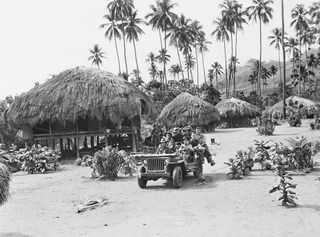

[151,123,162,147]
[172,127,183,143]
[156,137,169,154]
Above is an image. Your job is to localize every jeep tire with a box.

[172,166,183,188]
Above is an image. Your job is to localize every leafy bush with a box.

[269,163,298,207]
[257,114,275,136]
[90,147,137,180]
[253,140,272,170]
[288,114,301,127]
[0,162,10,205]
[225,149,254,179]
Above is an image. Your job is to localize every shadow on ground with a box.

[0,233,33,237]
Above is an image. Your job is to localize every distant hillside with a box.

[218,48,320,95]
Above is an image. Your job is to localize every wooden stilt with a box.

[67,138,71,150]
[76,122,80,158]
[83,136,88,149]
[131,120,137,152]
[90,136,94,149]
[59,138,64,152]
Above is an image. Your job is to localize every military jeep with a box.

[132,150,204,189]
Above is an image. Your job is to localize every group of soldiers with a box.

[151,124,215,166]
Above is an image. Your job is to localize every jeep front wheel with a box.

[172,166,183,188]
[138,167,147,189]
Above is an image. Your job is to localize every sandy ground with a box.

[1,120,320,237]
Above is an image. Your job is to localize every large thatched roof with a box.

[157,92,220,129]
[215,97,261,119]
[267,96,319,117]
[8,67,153,126]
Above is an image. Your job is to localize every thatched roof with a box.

[8,67,153,126]
[267,96,319,117]
[157,92,220,129]
[215,97,261,119]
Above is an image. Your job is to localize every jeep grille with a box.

[147,158,165,172]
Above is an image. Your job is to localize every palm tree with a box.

[146,52,158,80]
[268,28,284,86]
[107,0,134,75]
[100,13,122,74]
[212,18,230,97]
[190,20,203,87]
[88,44,105,69]
[156,49,171,83]
[211,62,223,91]
[198,32,211,85]
[184,53,195,81]
[145,0,177,84]
[208,69,214,87]
[123,10,145,79]
[269,65,278,91]
[281,0,287,118]
[285,37,299,74]
[309,2,320,24]
[291,4,312,96]
[169,64,182,80]
[248,0,274,108]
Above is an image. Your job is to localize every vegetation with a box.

[0,162,10,205]
[257,113,275,135]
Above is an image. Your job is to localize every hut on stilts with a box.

[215,97,261,128]
[157,92,220,131]
[7,67,153,157]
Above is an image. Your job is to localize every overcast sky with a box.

[0,0,317,100]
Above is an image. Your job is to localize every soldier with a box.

[156,138,169,154]
[191,127,215,166]
[151,123,162,147]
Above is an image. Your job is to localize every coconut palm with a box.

[145,0,177,84]
[146,52,158,80]
[269,65,278,91]
[248,0,274,108]
[291,4,312,96]
[169,64,182,80]
[100,13,122,74]
[156,49,171,83]
[123,10,145,79]
[268,27,284,86]
[88,44,105,69]
[107,0,134,75]
[212,18,230,97]
[184,53,195,81]
[285,37,299,73]
[309,1,320,24]
[190,20,203,87]
[198,32,211,85]
[211,62,223,91]
[208,69,214,87]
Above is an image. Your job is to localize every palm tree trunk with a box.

[258,17,262,108]
[132,39,139,79]
[113,35,121,74]
[201,51,207,85]
[281,0,287,119]
[163,28,167,85]
[176,43,185,79]
[195,45,199,87]
[234,27,238,92]
[278,49,282,87]
[223,38,228,97]
[298,31,302,96]
[230,32,234,94]
[122,30,128,75]
[215,71,219,91]
[159,29,163,50]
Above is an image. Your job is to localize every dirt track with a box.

[1,120,320,237]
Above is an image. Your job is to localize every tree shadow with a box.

[0,233,33,237]
[300,204,320,212]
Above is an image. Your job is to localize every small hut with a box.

[267,96,319,119]
[157,92,220,131]
[216,97,261,128]
[7,67,153,154]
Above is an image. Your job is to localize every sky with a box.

[0,0,317,100]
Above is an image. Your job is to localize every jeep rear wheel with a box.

[138,176,147,189]
[172,166,183,188]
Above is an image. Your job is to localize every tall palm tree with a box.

[123,10,145,79]
[281,0,287,118]
[107,0,134,75]
[156,49,171,83]
[268,28,284,86]
[291,4,312,96]
[212,18,230,97]
[88,44,105,69]
[285,37,299,74]
[100,13,122,74]
[310,2,320,24]
[184,53,195,81]
[190,20,203,87]
[248,0,274,108]
[198,32,211,85]
[208,69,214,87]
[269,65,278,91]
[145,0,177,84]
[211,62,223,90]
[169,64,182,80]
[146,52,158,80]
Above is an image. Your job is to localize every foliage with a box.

[0,162,10,205]
[269,163,298,207]
[0,145,60,174]
[253,140,272,170]
[288,113,301,127]
[90,147,136,180]
[199,84,221,105]
[225,148,254,179]
[257,114,275,136]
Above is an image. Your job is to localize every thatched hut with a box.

[267,96,319,119]
[0,162,10,205]
[215,98,261,128]
[7,67,153,154]
[157,92,220,131]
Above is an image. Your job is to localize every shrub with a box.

[225,149,254,179]
[0,162,10,205]
[288,114,301,127]
[257,114,275,136]
[269,163,298,207]
[254,140,272,170]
